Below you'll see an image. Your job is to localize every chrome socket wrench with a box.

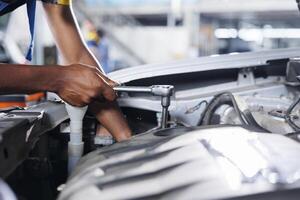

[114,85,174,129]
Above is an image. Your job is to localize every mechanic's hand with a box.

[84,64,120,87]
[101,74,120,88]
[56,64,117,107]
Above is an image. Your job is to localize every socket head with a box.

[151,85,174,97]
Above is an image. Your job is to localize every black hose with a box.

[198,92,269,132]
[199,92,247,126]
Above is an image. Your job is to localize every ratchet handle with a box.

[114,85,174,97]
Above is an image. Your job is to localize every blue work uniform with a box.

[0,0,70,61]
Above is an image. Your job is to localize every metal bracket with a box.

[237,68,255,86]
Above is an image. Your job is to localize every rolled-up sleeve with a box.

[40,0,71,5]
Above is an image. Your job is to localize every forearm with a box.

[90,102,131,141]
[76,52,132,140]
[79,55,133,141]
[0,64,59,94]
[42,3,103,71]
[43,3,132,140]
[79,51,132,140]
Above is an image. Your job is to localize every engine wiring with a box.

[198,92,269,132]
[285,97,300,131]
[199,92,248,126]
[185,100,208,114]
[197,92,300,133]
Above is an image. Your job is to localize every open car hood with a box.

[109,48,300,83]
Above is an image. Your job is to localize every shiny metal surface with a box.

[114,85,174,129]
[59,126,300,200]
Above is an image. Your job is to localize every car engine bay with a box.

[2,49,300,199]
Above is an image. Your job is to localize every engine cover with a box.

[59,126,300,200]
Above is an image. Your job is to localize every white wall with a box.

[110,27,191,64]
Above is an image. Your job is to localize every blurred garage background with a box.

[1,0,299,72]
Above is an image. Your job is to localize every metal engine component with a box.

[59,126,300,200]
[3,49,300,200]
[213,94,300,133]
